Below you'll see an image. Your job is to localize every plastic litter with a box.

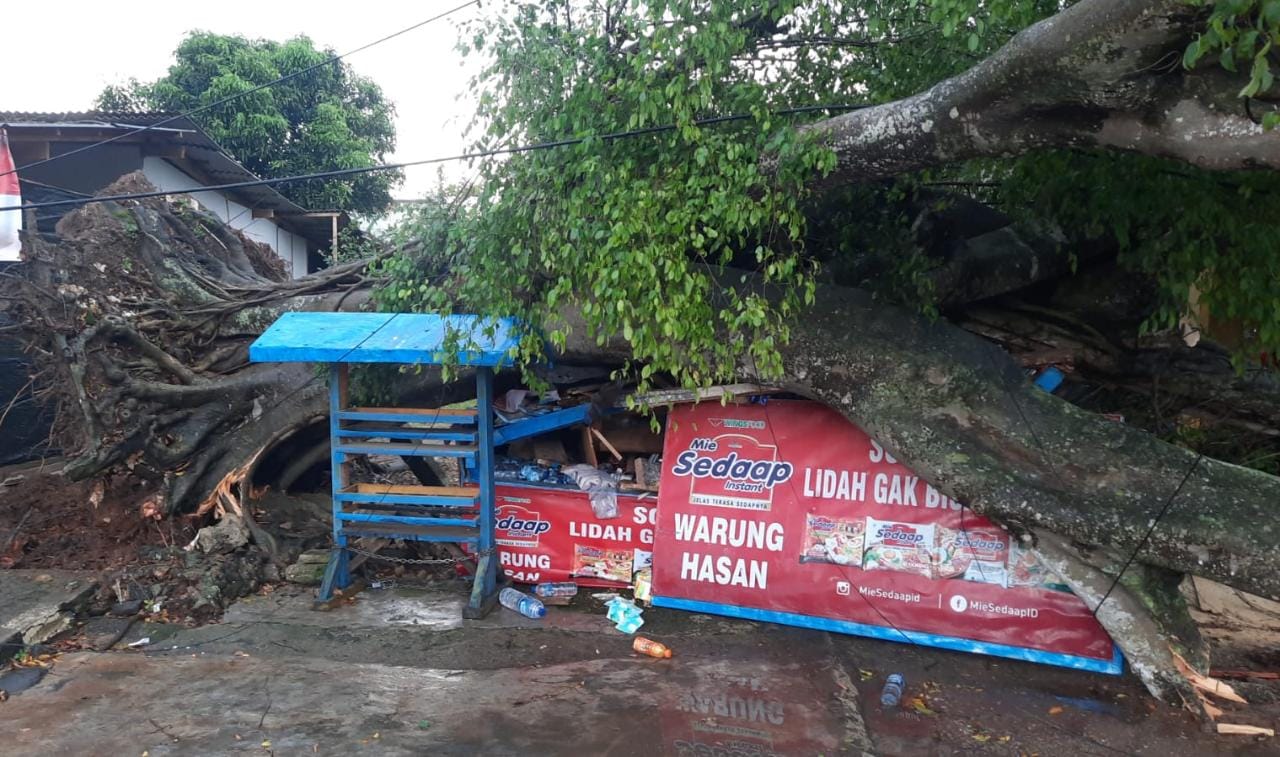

[632,567,652,604]
[605,596,645,633]
[881,673,904,707]
[633,636,673,659]
[127,637,151,648]
[499,587,546,619]
[563,463,620,519]
[533,582,578,598]
[1032,366,1064,393]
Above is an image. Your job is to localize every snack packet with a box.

[962,560,1009,587]
[1007,543,1051,588]
[571,545,633,584]
[862,518,935,579]
[800,514,867,566]
[935,526,1009,579]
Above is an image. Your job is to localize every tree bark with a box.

[731,279,1280,601]
[802,0,1279,190]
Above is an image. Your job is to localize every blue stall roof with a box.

[248,312,522,366]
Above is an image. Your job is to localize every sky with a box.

[5,0,484,199]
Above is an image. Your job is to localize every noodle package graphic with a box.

[800,514,866,566]
[571,545,633,584]
[935,526,1009,580]
[862,519,936,579]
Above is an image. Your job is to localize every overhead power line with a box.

[0,0,481,180]
[5,104,868,214]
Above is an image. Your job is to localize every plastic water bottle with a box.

[533,582,578,598]
[880,673,904,707]
[499,587,546,619]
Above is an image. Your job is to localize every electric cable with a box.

[3,104,868,214]
[0,0,482,180]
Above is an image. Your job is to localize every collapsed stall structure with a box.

[250,312,523,617]
[250,311,1119,670]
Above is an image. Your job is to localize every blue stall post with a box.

[318,363,352,603]
[464,366,501,618]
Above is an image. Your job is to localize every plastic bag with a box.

[564,463,620,519]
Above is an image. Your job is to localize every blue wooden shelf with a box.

[248,311,507,618]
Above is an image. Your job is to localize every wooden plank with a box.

[341,522,479,540]
[592,427,623,461]
[249,312,521,366]
[347,538,389,572]
[622,383,782,408]
[248,312,393,363]
[336,440,478,457]
[350,483,476,497]
[581,425,599,467]
[1211,670,1280,681]
[1217,724,1274,737]
[353,313,520,366]
[349,407,476,417]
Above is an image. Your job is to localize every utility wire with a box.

[0,0,481,180]
[1091,452,1203,617]
[4,104,867,214]
[983,345,1207,618]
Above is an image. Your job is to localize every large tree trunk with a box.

[7,182,1277,598]
[5,176,1278,712]
[754,281,1280,602]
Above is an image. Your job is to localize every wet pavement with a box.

[1,583,1276,755]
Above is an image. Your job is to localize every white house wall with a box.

[141,157,311,278]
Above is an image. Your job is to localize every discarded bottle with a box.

[533,582,578,598]
[633,636,672,659]
[499,587,546,619]
[880,673,904,707]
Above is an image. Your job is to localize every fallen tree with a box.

[4,0,1280,716]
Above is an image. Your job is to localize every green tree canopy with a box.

[377,0,1280,391]
[97,32,400,214]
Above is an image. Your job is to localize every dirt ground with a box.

[0,462,189,570]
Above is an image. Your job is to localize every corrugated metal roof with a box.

[0,111,347,246]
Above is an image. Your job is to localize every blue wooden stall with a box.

[249,311,523,618]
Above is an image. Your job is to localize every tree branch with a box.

[801,0,1275,190]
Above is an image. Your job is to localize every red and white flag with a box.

[0,129,22,261]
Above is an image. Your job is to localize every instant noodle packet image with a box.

[962,560,1009,587]
[862,518,936,579]
[935,526,1009,580]
[572,545,634,584]
[1006,543,1067,590]
[800,513,867,566]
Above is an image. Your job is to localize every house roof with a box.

[0,111,348,246]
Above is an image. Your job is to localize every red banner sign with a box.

[494,485,654,587]
[651,400,1120,673]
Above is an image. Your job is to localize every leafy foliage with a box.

[1004,150,1280,358]
[374,0,1280,385]
[97,32,400,214]
[385,1,861,390]
[1183,0,1280,127]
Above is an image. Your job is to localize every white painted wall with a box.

[141,157,311,278]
